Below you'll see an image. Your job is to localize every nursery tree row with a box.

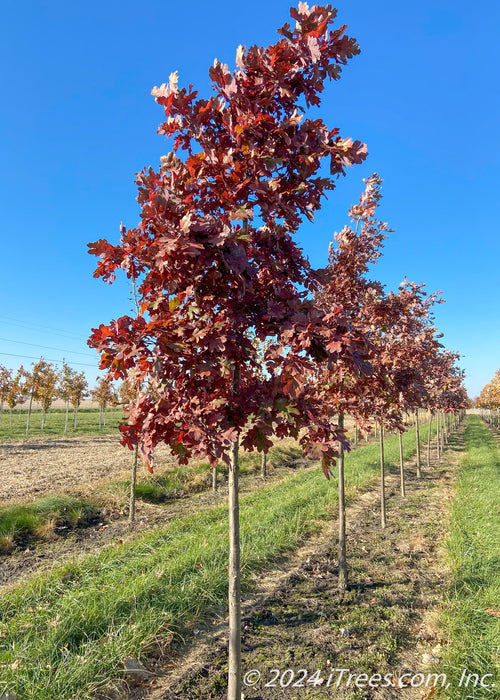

[476,369,500,427]
[0,361,124,436]
[87,4,469,698]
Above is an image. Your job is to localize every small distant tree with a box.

[37,362,59,429]
[6,367,25,426]
[0,365,13,424]
[70,371,89,430]
[91,377,118,431]
[477,369,500,428]
[24,358,50,437]
[58,361,77,435]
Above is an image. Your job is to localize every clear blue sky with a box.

[0,0,498,398]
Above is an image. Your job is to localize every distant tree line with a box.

[0,360,126,436]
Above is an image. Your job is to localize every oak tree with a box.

[88,4,367,696]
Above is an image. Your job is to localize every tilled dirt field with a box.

[0,435,176,505]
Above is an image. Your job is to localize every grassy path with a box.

[436,415,500,699]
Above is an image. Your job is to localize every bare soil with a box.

[0,434,176,505]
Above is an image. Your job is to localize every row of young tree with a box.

[476,369,500,409]
[0,361,130,436]
[86,4,469,697]
[476,369,500,427]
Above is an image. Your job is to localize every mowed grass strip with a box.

[0,424,434,699]
[437,415,500,698]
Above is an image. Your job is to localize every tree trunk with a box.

[9,408,13,427]
[26,391,34,438]
[436,412,441,458]
[427,413,432,468]
[415,410,421,478]
[41,407,46,430]
[0,399,3,424]
[228,366,241,700]
[130,445,138,522]
[99,407,103,432]
[64,400,69,436]
[354,424,358,446]
[380,424,386,528]
[261,452,267,480]
[212,465,218,492]
[337,413,347,590]
[73,403,78,429]
[399,431,405,498]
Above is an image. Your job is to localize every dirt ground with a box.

[0,434,177,505]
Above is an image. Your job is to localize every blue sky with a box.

[0,0,498,398]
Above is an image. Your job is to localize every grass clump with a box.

[0,495,99,551]
[437,415,500,699]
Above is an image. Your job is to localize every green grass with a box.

[437,415,500,699]
[0,496,99,552]
[0,408,125,442]
[0,424,432,699]
[93,439,302,509]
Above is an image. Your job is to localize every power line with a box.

[0,352,99,369]
[0,337,96,358]
[0,314,89,341]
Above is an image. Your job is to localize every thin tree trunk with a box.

[436,412,441,458]
[212,466,218,492]
[399,431,405,498]
[0,400,3,424]
[427,413,432,468]
[41,407,46,430]
[64,400,69,436]
[73,403,78,429]
[104,404,107,427]
[261,452,267,479]
[228,366,241,700]
[99,407,103,432]
[26,392,34,438]
[380,424,386,528]
[9,408,13,427]
[415,410,421,478]
[129,445,138,522]
[337,412,347,589]
[354,424,358,446]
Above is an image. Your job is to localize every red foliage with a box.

[88,4,368,471]
[317,175,467,432]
